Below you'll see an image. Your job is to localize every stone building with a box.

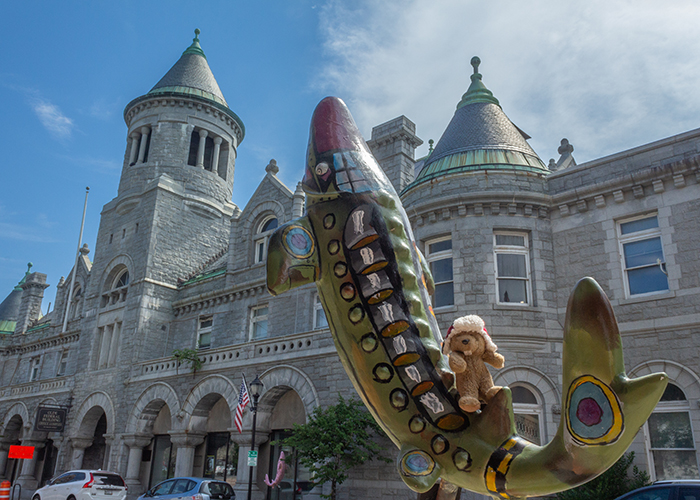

[1,34,699,500]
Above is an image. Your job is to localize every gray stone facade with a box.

[1,38,699,500]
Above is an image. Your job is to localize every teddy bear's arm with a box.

[448,352,467,373]
[483,351,505,369]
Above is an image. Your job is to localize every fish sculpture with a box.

[264,450,287,488]
[266,96,668,498]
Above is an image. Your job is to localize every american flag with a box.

[234,376,250,433]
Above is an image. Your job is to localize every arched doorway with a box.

[2,414,24,483]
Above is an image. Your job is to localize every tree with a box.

[555,452,651,500]
[277,394,391,500]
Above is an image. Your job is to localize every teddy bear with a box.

[442,314,505,412]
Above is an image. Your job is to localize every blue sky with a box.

[2,0,700,310]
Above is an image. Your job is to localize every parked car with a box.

[614,480,700,500]
[138,478,235,500]
[33,470,127,500]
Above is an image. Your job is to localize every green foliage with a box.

[555,452,651,500]
[172,348,203,374]
[277,394,391,500]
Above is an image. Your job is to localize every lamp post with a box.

[247,375,264,500]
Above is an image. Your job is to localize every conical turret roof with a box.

[408,57,547,190]
[148,29,228,106]
[0,263,32,334]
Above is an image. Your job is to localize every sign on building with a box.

[35,406,67,432]
[8,445,34,459]
[247,450,258,467]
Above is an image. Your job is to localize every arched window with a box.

[115,270,129,288]
[254,216,278,264]
[511,384,544,445]
[645,383,699,480]
[69,285,82,319]
[101,267,129,308]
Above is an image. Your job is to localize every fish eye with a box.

[315,162,329,175]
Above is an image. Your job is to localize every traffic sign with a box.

[247,450,258,466]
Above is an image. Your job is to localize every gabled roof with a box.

[405,57,547,191]
[148,29,228,107]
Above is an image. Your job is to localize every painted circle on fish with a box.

[327,240,340,255]
[409,415,426,434]
[390,388,409,411]
[565,375,623,445]
[431,435,449,455]
[334,262,348,278]
[372,363,393,383]
[323,214,335,229]
[401,450,435,477]
[282,225,315,259]
[348,305,364,324]
[452,449,472,471]
[340,283,356,301]
[361,333,378,353]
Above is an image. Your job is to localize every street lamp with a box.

[247,375,264,500]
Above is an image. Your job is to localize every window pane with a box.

[315,307,328,329]
[261,218,278,232]
[254,306,268,318]
[514,414,540,445]
[199,332,211,349]
[620,216,658,235]
[628,266,669,295]
[623,237,664,268]
[652,450,700,480]
[497,254,527,278]
[200,319,213,329]
[661,383,687,402]
[430,258,453,283]
[678,487,700,500]
[256,241,265,263]
[433,282,454,308]
[512,386,537,404]
[254,319,268,339]
[498,279,527,303]
[649,412,694,449]
[428,239,452,254]
[496,234,525,247]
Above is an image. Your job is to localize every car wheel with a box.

[32,496,40,500]
[68,495,76,500]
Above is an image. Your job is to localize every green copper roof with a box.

[0,263,32,334]
[405,57,547,192]
[182,28,206,59]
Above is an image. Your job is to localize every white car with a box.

[33,470,127,500]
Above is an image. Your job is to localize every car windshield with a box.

[93,474,125,487]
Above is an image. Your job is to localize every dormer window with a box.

[254,217,278,264]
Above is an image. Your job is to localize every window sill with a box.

[619,290,675,305]
[494,303,540,311]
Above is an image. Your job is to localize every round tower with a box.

[118,29,244,206]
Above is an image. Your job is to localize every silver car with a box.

[33,470,127,500]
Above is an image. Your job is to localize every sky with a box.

[2,0,700,310]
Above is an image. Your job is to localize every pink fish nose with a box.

[311,96,364,154]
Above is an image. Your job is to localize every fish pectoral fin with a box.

[612,372,668,431]
[397,446,442,493]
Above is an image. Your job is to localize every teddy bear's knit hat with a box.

[443,314,498,354]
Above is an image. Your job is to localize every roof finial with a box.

[428,139,434,154]
[26,262,33,273]
[471,56,481,75]
[182,28,207,59]
[194,28,201,41]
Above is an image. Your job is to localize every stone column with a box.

[102,434,115,471]
[212,137,223,173]
[16,439,45,491]
[70,437,94,469]
[196,130,209,168]
[230,429,269,500]
[0,442,10,480]
[137,126,151,163]
[128,132,140,165]
[168,432,205,478]
[123,434,151,488]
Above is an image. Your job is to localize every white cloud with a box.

[316,0,700,163]
[32,99,74,140]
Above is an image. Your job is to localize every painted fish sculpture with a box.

[264,451,287,488]
[266,96,669,498]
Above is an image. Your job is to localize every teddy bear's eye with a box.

[461,339,470,345]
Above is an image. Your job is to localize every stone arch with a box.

[71,391,115,437]
[258,365,320,418]
[180,375,237,432]
[242,201,286,236]
[101,255,134,292]
[494,365,560,442]
[629,360,700,400]
[3,402,30,440]
[125,382,181,434]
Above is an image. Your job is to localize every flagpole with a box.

[62,187,90,333]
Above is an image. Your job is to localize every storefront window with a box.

[203,433,238,485]
[267,431,313,500]
[150,435,175,488]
